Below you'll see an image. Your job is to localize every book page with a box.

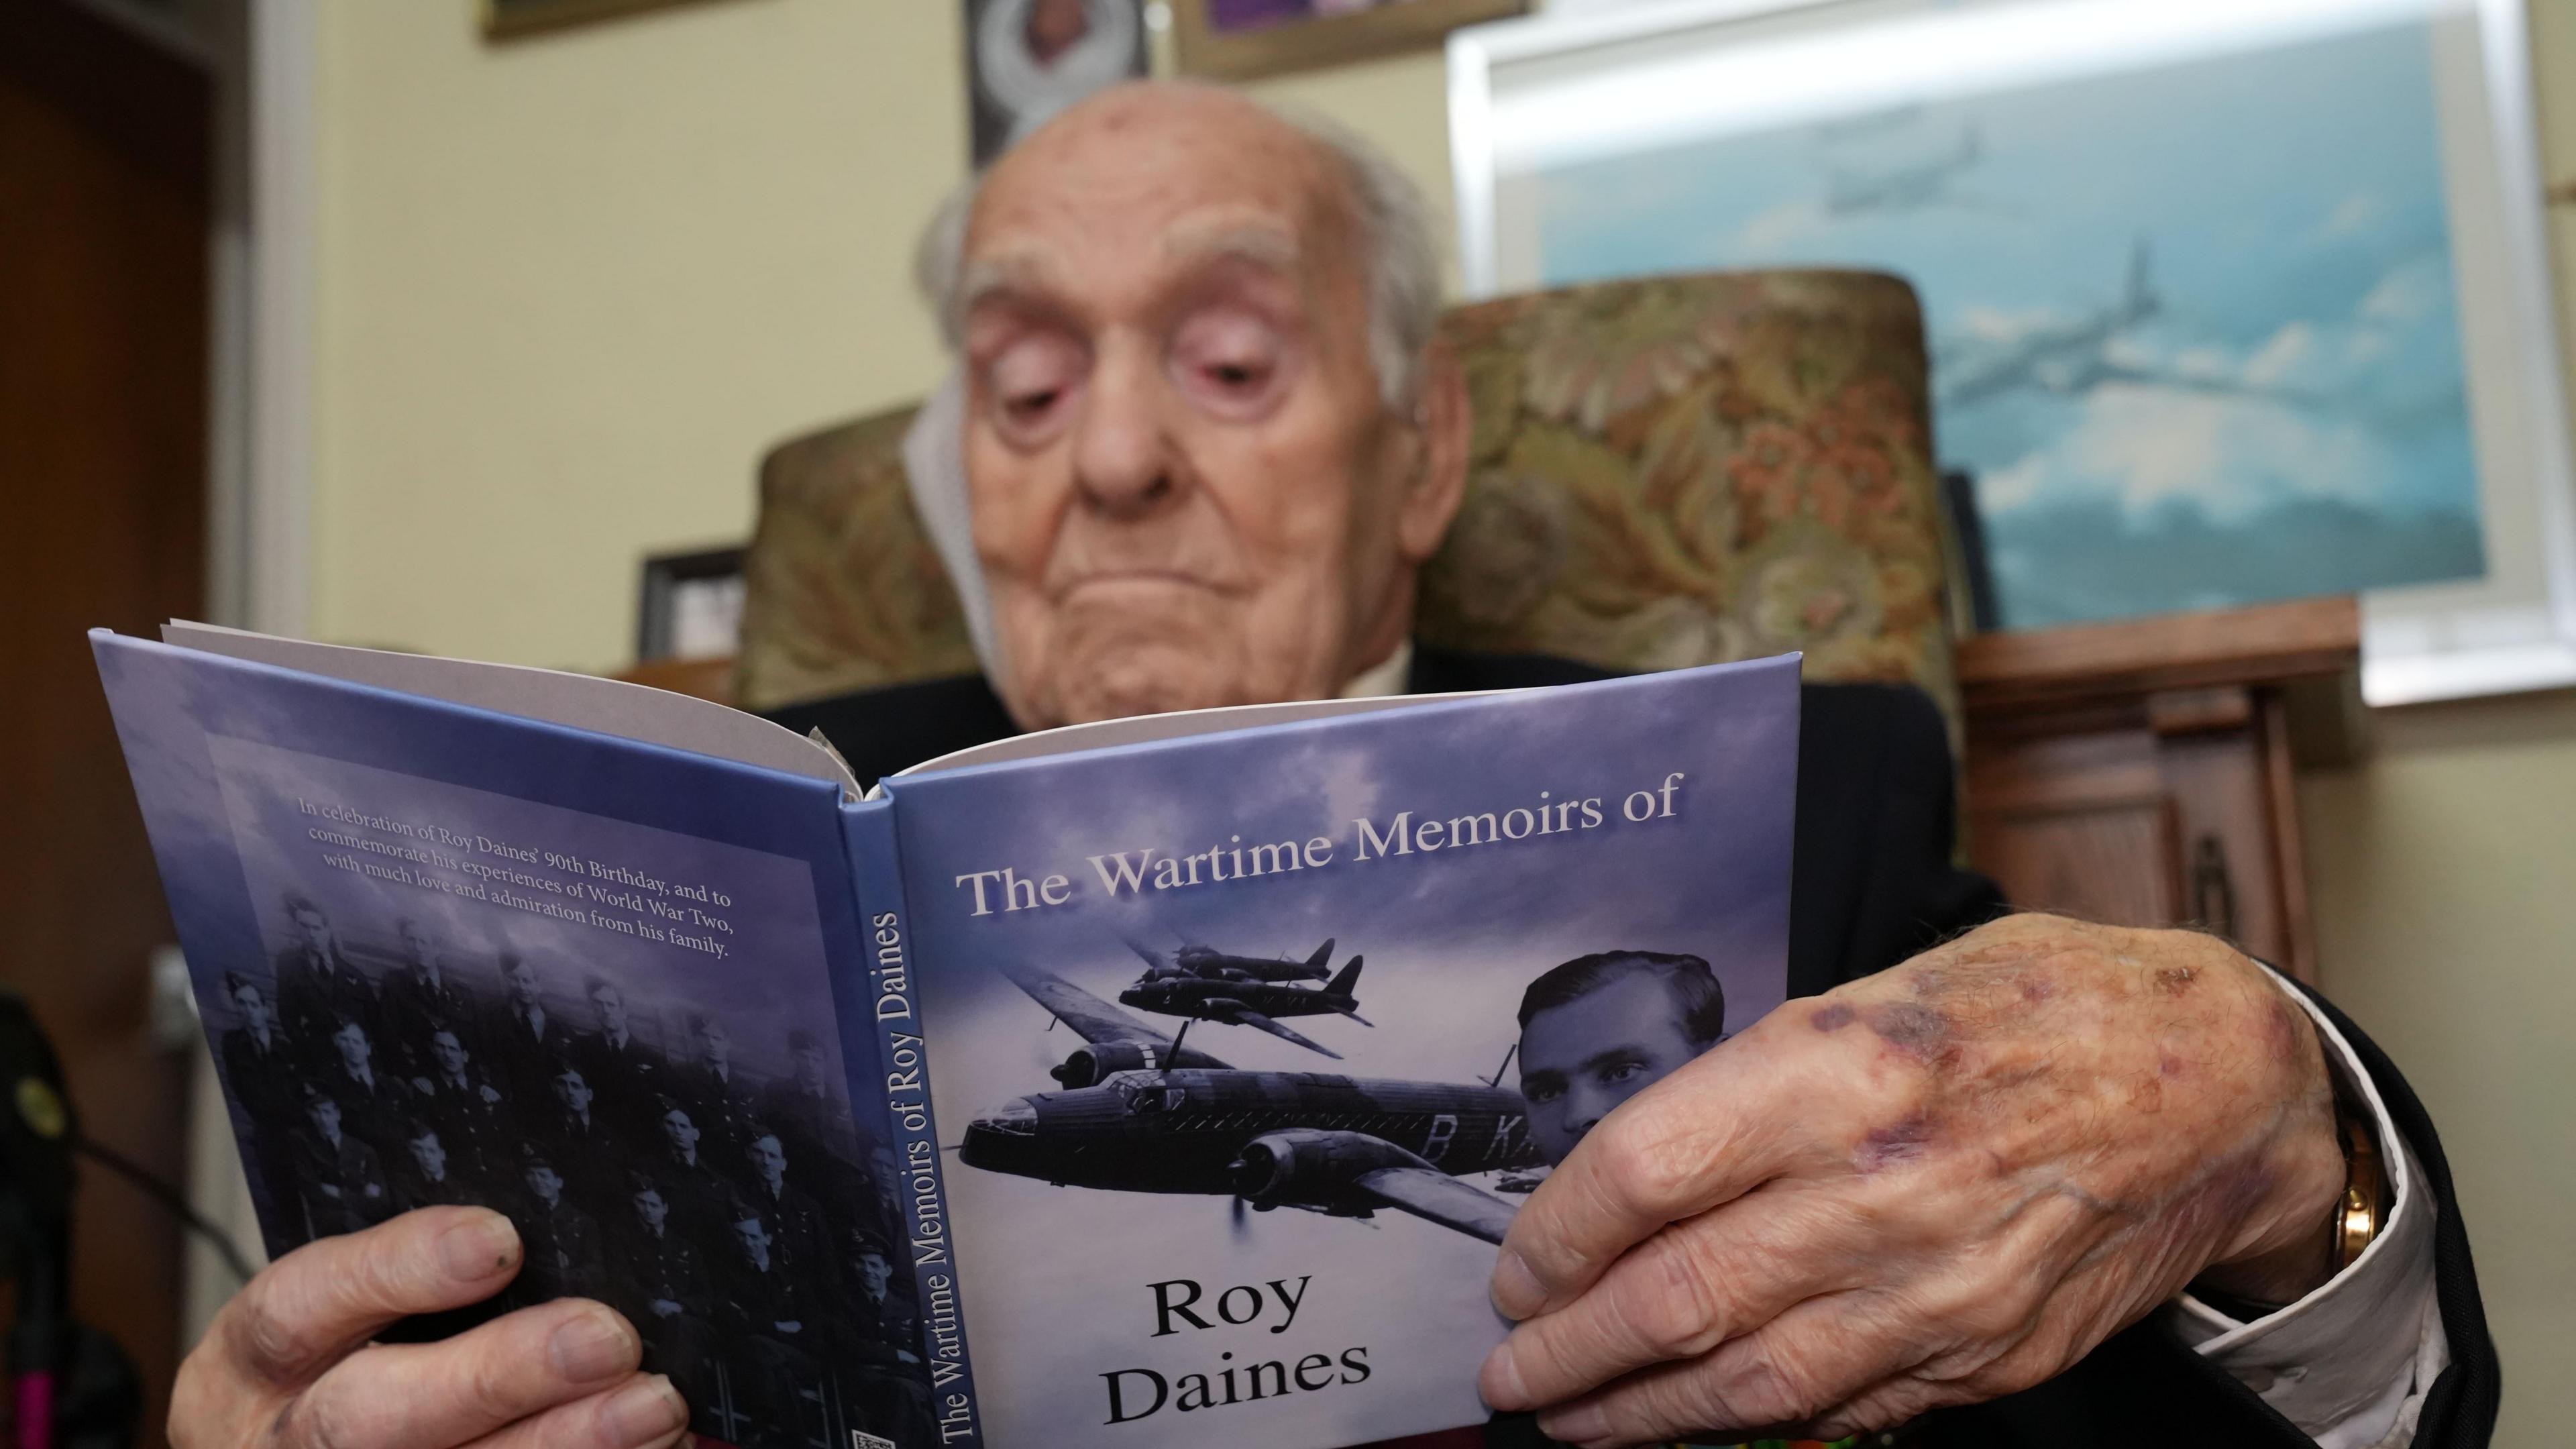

[894,691,1485,780]
[162,622,855,793]
[95,633,931,1447]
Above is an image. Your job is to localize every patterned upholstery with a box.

[733,270,1961,733]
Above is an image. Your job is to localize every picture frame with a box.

[1171,0,1526,81]
[967,0,1149,166]
[1448,0,2576,706]
[482,0,747,41]
[636,545,747,663]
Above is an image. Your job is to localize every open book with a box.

[93,624,1800,1449]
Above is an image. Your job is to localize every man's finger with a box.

[1481,1181,1862,1409]
[279,1298,644,1449]
[1531,1295,1928,1449]
[220,1207,522,1387]
[460,1373,690,1449]
[1493,1030,1817,1320]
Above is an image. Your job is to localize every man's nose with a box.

[1070,338,1180,518]
[1562,1083,1617,1146]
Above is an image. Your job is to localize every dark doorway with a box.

[1,0,214,1434]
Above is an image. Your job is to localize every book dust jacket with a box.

[883,655,1799,1449]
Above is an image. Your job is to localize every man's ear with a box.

[1396,341,1472,564]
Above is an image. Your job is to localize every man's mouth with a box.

[1052,570,1234,601]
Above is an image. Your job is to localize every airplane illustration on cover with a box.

[1128,936,1336,983]
[1118,938,1371,1060]
[959,961,1538,1244]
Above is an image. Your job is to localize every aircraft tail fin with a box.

[2123,237,2157,319]
[1325,954,1363,1000]
[1306,938,1334,971]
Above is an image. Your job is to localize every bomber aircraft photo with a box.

[1118,938,1372,1059]
[957,962,1538,1244]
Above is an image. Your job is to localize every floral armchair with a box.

[731,270,1962,735]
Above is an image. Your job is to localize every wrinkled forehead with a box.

[965,100,1360,320]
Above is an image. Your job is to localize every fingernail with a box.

[550,1309,638,1382]
[1479,1340,1529,1409]
[1491,1249,1546,1319]
[602,1375,688,1447]
[1539,1402,1608,1443]
[439,1210,519,1281]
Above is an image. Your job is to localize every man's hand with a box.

[1478,916,2346,1446]
[172,1206,690,1449]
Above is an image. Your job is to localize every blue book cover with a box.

[883,655,1800,1449]
[93,626,1799,1449]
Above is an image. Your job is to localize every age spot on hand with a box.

[1864,1001,1954,1062]
[1811,1004,1855,1032]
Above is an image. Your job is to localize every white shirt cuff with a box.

[2167,967,2445,1448]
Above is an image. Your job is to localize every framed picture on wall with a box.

[637,546,747,663]
[966,0,1148,166]
[1448,0,2576,706]
[482,0,745,39]
[1173,0,1527,80]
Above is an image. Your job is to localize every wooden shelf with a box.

[1959,596,2359,709]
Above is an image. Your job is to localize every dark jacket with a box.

[766,647,2496,1449]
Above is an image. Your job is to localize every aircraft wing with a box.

[1226,1008,1342,1061]
[1351,1166,1519,1245]
[999,963,1231,1068]
[2086,360,2326,409]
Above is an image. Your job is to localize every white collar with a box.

[1339,641,1413,700]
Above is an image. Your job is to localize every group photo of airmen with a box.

[214,892,935,1448]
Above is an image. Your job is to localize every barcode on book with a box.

[851,1433,896,1449]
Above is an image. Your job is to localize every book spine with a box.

[841,792,987,1448]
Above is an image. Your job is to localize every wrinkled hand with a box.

[172,1206,691,1449]
[1479,916,2345,1446]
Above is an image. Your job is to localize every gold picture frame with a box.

[1169,0,1526,80]
[482,0,751,41]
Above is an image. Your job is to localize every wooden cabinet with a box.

[1957,598,2365,981]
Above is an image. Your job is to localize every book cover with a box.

[93,633,935,1448]
[883,655,1801,1449]
[97,626,1801,1449]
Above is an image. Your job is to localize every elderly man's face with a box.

[960,85,1465,727]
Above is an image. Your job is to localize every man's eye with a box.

[1599,1062,1648,1085]
[1523,1081,1564,1105]
[1173,309,1288,415]
[1203,359,1267,389]
[984,335,1083,441]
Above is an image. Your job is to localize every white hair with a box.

[912,85,1444,411]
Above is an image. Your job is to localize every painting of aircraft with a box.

[1937,240,2326,410]
[963,963,1536,1244]
[1824,122,1986,217]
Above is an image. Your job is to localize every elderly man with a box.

[170,83,2489,1449]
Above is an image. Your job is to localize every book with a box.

[93,623,1802,1449]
